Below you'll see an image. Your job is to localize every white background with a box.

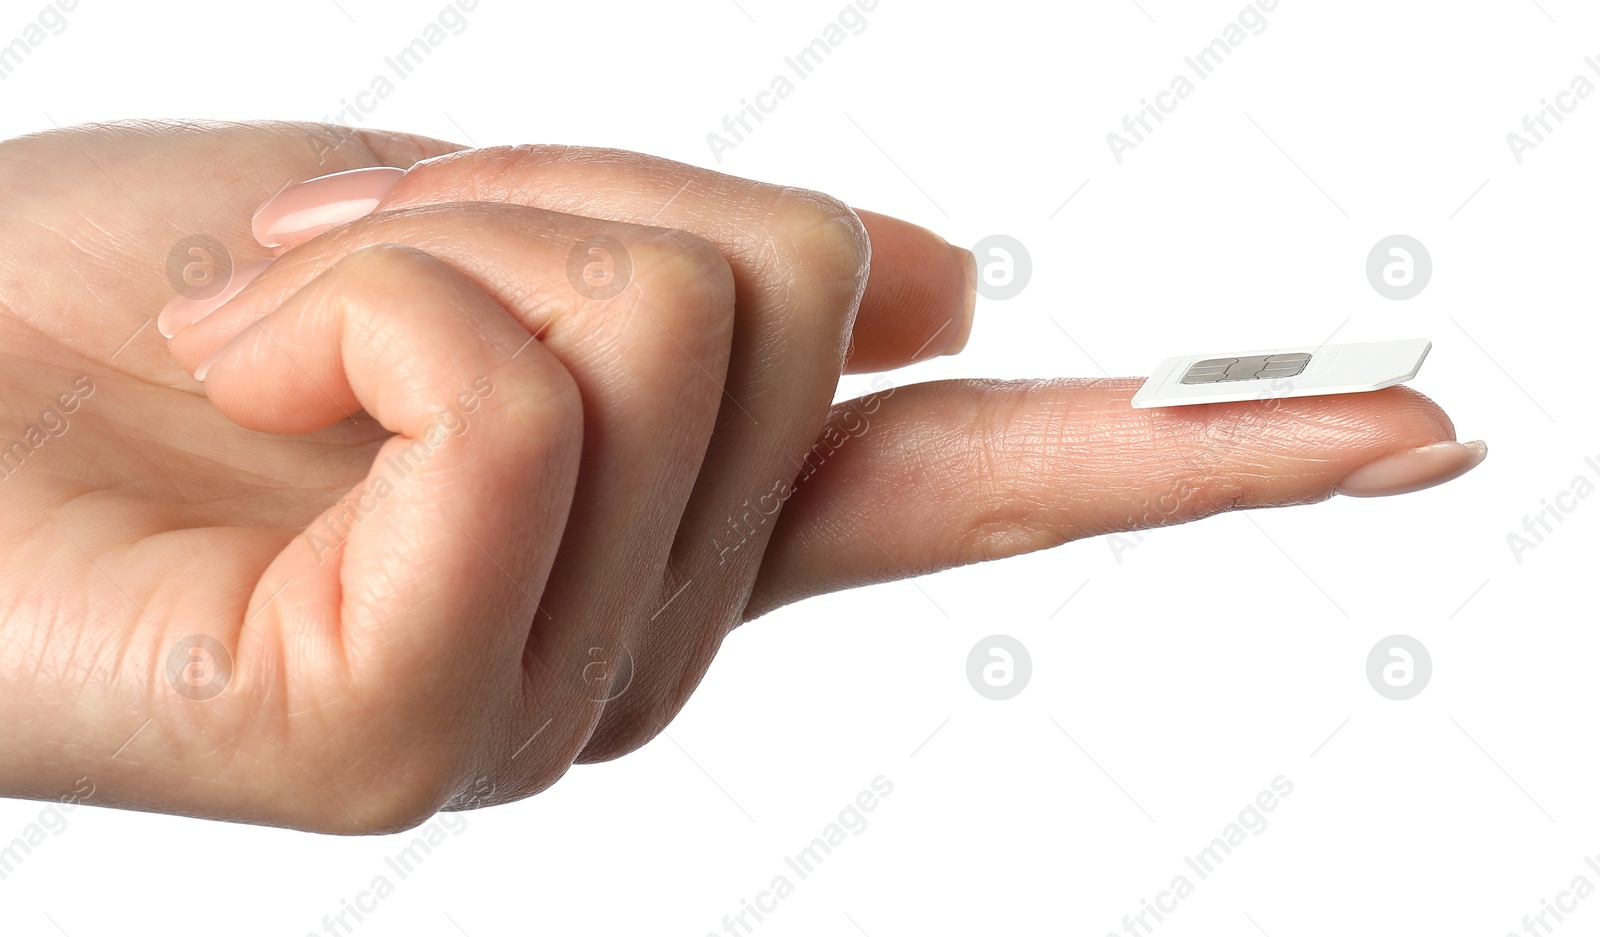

[1,0,1597,934]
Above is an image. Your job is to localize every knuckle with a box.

[331,243,455,309]
[950,382,1061,562]
[576,692,682,765]
[495,715,589,801]
[574,632,720,766]
[630,227,737,323]
[363,712,593,828]
[345,753,464,835]
[337,241,436,285]
[502,357,584,453]
[767,187,872,302]
[621,226,737,368]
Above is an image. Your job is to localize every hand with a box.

[0,121,1484,832]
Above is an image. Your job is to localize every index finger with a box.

[252,149,977,372]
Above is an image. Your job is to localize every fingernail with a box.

[157,259,272,338]
[944,245,977,356]
[1336,439,1488,497]
[193,337,237,383]
[251,166,405,249]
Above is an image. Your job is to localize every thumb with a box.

[747,377,1485,617]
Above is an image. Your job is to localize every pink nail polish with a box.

[251,166,405,249]
[193,336,240,383]
[944,245,978,356]
[1336,440,1488,497]
[157,259,272,338]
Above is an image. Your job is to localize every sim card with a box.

[1130,339,1431,409]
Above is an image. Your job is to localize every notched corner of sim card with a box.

[1130,338,1433,409]
[1129,354,1190,409]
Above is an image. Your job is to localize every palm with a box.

[0,122,461,828]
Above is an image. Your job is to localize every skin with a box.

[0,120,1465,833]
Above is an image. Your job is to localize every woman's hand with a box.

[0,120,1483,832]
